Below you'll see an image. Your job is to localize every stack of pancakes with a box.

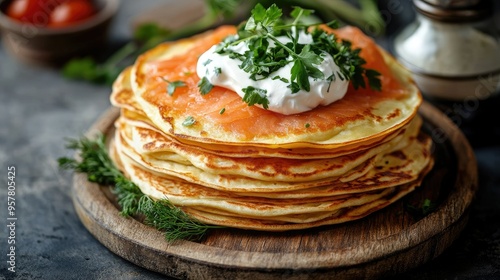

[109,25,434,231]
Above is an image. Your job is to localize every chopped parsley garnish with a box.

[198,77,214,95]
[365,69,382,91]
[242,86,269,109]
[203,59,213,66]
[182,116,196,126]
[161,78,186,96]
[272,75,289,83]
[198,4,382,108]
[219,108,226,114]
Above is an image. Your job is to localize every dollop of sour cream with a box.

[196,31,349,115]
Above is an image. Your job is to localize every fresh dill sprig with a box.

[200,4,381,107]
[113,176,144,217]
[139,196,214,242]
[58,134,222,241]
[58,135,122,186]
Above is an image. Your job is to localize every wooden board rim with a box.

[72,101,478,278]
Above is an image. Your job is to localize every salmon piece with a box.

[140,25,410,140]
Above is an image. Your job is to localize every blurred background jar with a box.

[393,0,500,102]
[392,0,500,146]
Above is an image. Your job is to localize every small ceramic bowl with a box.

[0,0,119,66]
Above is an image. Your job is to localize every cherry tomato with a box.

[49,0,96,27]
[6,0,49,23]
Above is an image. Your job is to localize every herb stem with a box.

[228,34,259,47]
[291,8,305,26]
[267,34,298,59]
[359,0,385,35]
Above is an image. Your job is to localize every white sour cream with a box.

[196,32,349,115]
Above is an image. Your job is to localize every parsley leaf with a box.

[161,78,186,96]
[242,86,269,109]
[290,59,310,92]
[290,44,325,92]
[214,67,222,75]
[182,116,196,126]
[365,69,382,91]
[203,59,213,66]
[245,3,282,34]
[297,45,324,80]
[198,77,214,95]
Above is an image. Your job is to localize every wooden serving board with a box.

[72,101,478,280]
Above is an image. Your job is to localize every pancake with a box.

[112,143,433,219]
[113,124,433,195]
[115,115,425,183]
[111,138,432,231]
[112,67,408,159]
[182,179,425,231]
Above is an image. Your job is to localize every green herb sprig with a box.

[161,78,186,96]
[182,116,196,126]
[199,4,381,108]
[61,1,384,87]
[58,134,222,241]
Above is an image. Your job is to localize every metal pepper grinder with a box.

[393,0,500,101]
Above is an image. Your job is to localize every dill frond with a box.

[140,196,221,242]
[59,134,222,241]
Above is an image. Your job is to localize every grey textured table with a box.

[1,1,499,279]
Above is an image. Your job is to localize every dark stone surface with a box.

[0,1,499,279]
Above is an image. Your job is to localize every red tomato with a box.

[49,0,96,27]
[5,0,82,25]
[6,0,48,23]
